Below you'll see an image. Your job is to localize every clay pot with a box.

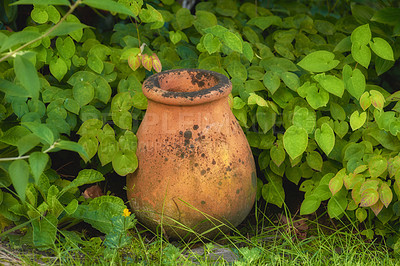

[127,69,256,239]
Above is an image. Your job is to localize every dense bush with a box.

[1,0,400,251]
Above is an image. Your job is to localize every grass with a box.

[1,203,398,265]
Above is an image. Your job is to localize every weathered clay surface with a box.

[127,69,256,239]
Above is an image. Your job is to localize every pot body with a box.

[127,69,256,238]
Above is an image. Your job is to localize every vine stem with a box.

[0,0,82,63]
[0,142,57,162]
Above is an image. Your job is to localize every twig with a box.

[0,0,82,63]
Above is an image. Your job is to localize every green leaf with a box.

[32,213,57,248]
[313,73,344,98]
[64,98,80,115]
[297,82,329,109]
[371,7,400,25]
[48,22,88,37]
[351,24,371,46]
[203,33,221,54]
[351,42,371,68]
[17,133,41,156]
[306,151,323,171]
[0,31,41,52]
[22,122,54,145]
[14,54,40,99]
[112,150,138,176]
[297,51,339,72]
[379,183,392,208]
[0,78,31,97]
[82,0,136,17]
[176,8,194,30]
[247,16,282,31]
[49,57,68,81]
[369,37,394,61]
[169,31,182,44]
[73,82,94,106]
[54,140,88,159]
[248,93,268,107]
[270,145,285,167]
[333,121,349,139]
[356,208,368,222]
[222,31,243,53]
[12,0,70,5]
[78,136,98,161]
[292,107,315,134]
[65,199,78,215]
[283,125,308,160]
[31,6,48,24]
[350,111,366,130]
[314,123,335,155]
[72,196,126,234]
[300,195,321,215]
[330,102,346,121]
[262,173,285,208]
[368,155,387,178]
[346,68,366,100]
[9,160,30,202]
[263,71,280,94]
[243,42,254,62]
[98,137,119,166]
[56,36,76,59]
[61,169,105,195]
[327,190,348,218]
[286,166,301,185]
[29,152,49,185]
[227,61,247,81]
[256,107,275,133]
[118,131,137,153]
[279,72,299,91]
[88,54,104,74]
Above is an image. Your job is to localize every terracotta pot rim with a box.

[142,68,232,106]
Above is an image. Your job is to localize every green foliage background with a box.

[1,0,400,250]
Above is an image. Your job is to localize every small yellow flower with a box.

[123,208,131,217]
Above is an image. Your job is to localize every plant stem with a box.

[0,0,82,63]
[0,142,57,161]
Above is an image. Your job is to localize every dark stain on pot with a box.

[201,170,206,175]
[207,167,210,171]
[226,166,232,172]
[194,163,199,167]
[201,201,206,205]
[212,159,216,165]
[193,125,199,130]
[201,153,205,157]
[184,130,192,139]
[179,131,183,135]
[236,189,240,194]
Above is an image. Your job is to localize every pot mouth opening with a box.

[142,69,231,106]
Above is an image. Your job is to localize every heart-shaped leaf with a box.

[315,123,335,155]
[350,110,366,130]
[283,125,308,160]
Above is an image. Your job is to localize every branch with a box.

[0,0,82,63]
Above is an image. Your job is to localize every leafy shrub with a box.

[1,0,400,250]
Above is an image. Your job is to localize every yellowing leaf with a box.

[150,53,162,73]
[141,54,152,71]
[128,53,141,71]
